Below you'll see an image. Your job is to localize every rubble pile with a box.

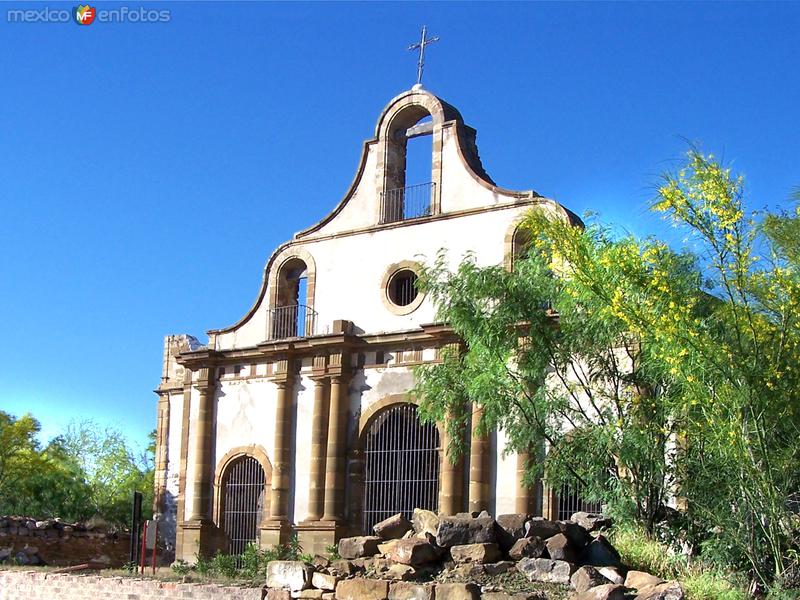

[266,510,685,600]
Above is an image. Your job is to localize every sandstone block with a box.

[573,584,626,600]
[311,572,340,591]
[545,533,578,562]
[571,566,611,593]
[388,582,434,600]
[386,563,416,581]
[556,520,591,549]
[449,542,500,564]
[517,557,577,585]
[598,567,624,584]
[323,594,336,600]
[483,561,514,575]
[508,536,545,560]
[330,560,358,576]
[581,535,621,567]
[495,514,528,551]
[335,579,389,600]
[525,517,560,540]
[570,512,612,532]
[450,563,485,578]
[412,509,440,538]
[338,536,382,560]
[268,589,293,600]
[388,538,439,566]
[435,516,496,548]
[634,582,685,600]
[625,571,665,590]
[378,540,401,556]
[293,590,324,599]
[434,583,480,600]
[267,561,313,591]
[374,513,412,540]
[482,594,542,600]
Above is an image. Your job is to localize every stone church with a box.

[153,86,584,563]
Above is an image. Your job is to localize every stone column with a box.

[181,368,215,562]
[438,422,463,515]
[515,451,534,514]
[468,404,491,513]
[269,378,293,521]
[153,394,170,514]
[306,376,329,521]
[189,376,214,521]
[322,372,349,522]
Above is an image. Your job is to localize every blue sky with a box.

[1,1,798,450]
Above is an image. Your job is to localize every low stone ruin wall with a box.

[0,517,131,568]
[0,570,262,600]
[265,510,686,600]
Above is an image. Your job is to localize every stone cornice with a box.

[175,324,460,369]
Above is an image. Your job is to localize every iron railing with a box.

[266,304,317,340]
[362,404,440,534]
[380,182,436,224]
[556,481,603,521]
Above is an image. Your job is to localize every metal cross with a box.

[408,25,439,87]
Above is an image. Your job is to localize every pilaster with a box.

[468,404,491,512]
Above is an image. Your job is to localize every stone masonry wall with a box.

[0,570,264,600]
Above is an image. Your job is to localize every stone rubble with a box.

[261,511,686,600]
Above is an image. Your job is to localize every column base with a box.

[295,520,340,556]
[260,520,294,548]
[179,519,215,563]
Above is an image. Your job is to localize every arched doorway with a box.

[362,404,440,534]
[221,456,267,558]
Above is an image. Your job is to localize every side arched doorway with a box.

[219,456,267,558]
[362,403,440,534]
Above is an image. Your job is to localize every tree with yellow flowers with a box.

[414,151,799,590]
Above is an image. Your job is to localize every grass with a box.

[609,524,748,600]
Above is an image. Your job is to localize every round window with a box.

[388,269,419,307]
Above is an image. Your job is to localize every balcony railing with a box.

[266,304,317,340]
[379,182,436,224]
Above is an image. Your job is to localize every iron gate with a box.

[556,481,602,521]
[362,404,440,534]
[222,456,266,559]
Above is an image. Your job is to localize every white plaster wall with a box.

[494,428,518,516]
[165,394,183,499]
[358,366,416,416]
[292,373,316,522]
[214,379,277,473]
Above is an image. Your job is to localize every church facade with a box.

[153,87,581,562]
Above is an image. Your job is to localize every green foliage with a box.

[0,414,154,527]
[325,543,341,560]
[413,149,800,590]
[171,559,191,576]
[611,524,747,600]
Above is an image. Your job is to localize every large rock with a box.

[571,566,612,593]
[581,535,621,567]
[495,514,528,551]
[312,572,340,591]
[339,536,383,559]
[449,543,501,564]
[386,564,416,581]
[625,571,665,590]
[483,561,515,575]
[388,538,439,566]
[389,582,434,600]
[508,536,545,560]
[267,561,313,591]
[557,520,591,549]
[435,516,496,548]
[293,591,324,599]
[571,512,612,532]
[336,579,390,600]
[374,513,413,540]
[268,590,293,600]
[634,582,685,600]
[330,559,358,576]
[434,583,480,600]
[598,567,624,584]
[412,509,440,538]
[545,533,578,562]
[525,517,560,540]
[573,584,626,600]
[517,557,577,585]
